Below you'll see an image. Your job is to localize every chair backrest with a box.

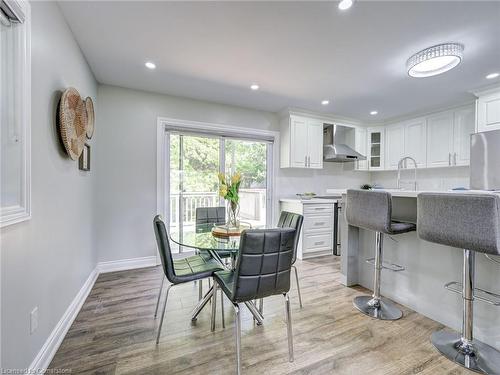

[417,193,500,255]
[277,211,304,263]
[153,215,177,283]
[195,207,226,228]
[346,189,392,234]
[231,228,296,303]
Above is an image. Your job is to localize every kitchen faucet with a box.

[397,156,418,190]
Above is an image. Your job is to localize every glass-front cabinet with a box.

[367,127,385,170]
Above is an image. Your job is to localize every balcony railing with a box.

[169,189,266,228]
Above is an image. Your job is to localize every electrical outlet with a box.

[30,307,38,334]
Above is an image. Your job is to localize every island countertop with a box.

[327,188,500,198]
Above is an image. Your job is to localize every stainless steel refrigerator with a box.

[470,129,500,190]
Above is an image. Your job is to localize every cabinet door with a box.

[355,128,368,170]
[454,107,475,166]
[307,119,324,168]
[404,119,427,168]
[426,112,454,168]
[367,128,385,170]
[290,117,308,168]
[476,91,500,133]
[385,124,405,170]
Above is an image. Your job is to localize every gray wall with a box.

[0,2,97,368]
[95,85,369,262]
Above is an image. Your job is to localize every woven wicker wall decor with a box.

[59,87,88,160]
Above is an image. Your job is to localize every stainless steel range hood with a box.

[323,124,366,162]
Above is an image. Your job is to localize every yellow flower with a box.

[217,172,226,184]
[231,172,241,184]
[219,185,227,198]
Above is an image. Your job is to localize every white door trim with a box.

[156,117,279,262]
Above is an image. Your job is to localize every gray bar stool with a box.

[418,193,500,374]
[346,189,416,320]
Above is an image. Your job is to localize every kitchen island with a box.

[338,189,500,351]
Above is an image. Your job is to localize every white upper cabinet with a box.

[280,115,323,169]
[367,127,385,170]
[404,119,427,168]
[385,124,405,170]
[307,119,324,168]
[453,106,475,166]
[354,127,368,170]
[475,87,500,133]
[426,112,455,168]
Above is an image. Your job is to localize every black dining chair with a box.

[212,228,297,375]
[277,211,304,308]
[194,206,231,315]
[195,206,226,228]
[153,215,224,344]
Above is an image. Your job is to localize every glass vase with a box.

[226,200,240,228]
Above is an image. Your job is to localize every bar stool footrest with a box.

[444,281,500,306]
[366,258,405,272]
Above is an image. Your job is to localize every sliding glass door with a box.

[167,132,271,253]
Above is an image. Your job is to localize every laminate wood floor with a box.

[49,256,473,374]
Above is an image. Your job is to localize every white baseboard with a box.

[29,268,99,371]
[97,256,157,273]
[28,255,158,371]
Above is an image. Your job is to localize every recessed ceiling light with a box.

[321,100,330,105]
[370,111,378,115]
[145,61,156,70]
[338,0,353,10]
[486,72,499,80]
[407,43,463,78]
[250,84,259,91]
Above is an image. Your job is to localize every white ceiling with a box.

[59,1,500,122]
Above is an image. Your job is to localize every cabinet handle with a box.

[448,153,451,166]
[308,156,311,167]
[314,241,325,246]
[314,222,325,226]
[304,155,307,167]
[454,152,457,165]
[314,207,327,210]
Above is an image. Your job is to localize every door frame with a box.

[156,117,280,262]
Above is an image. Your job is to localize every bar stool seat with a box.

[418,192,500,374]
[346,189,415,321]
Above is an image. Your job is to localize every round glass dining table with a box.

[169,223,242,258]
[169,222,264,324]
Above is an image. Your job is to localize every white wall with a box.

[95,85,369,263]
[0,2,97,369]
[370,166,470,190]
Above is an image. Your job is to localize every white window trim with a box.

[156,117,280,258]
[0,0,31,227]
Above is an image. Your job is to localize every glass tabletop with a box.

[170,223,248,254]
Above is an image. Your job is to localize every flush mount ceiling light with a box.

[250,84,259,90]
[338,0,353,10]
[486,72,499,80]
[406,43,464,78]
[145,61,156,69]
[321,100,330,105]
[370,110,378,115]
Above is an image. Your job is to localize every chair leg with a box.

[353,232,402,320]
[284,293,294,362]
[233,303,242,375]
[221,288,225,329]
[154,276,165,318]
[156,283,173,344]
[198,279,203,301]
[211,280,217,332]
[258,298,264,315]
[292,265,303,309]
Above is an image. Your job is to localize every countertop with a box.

[279,198,338,204]
[326,188,500,198]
